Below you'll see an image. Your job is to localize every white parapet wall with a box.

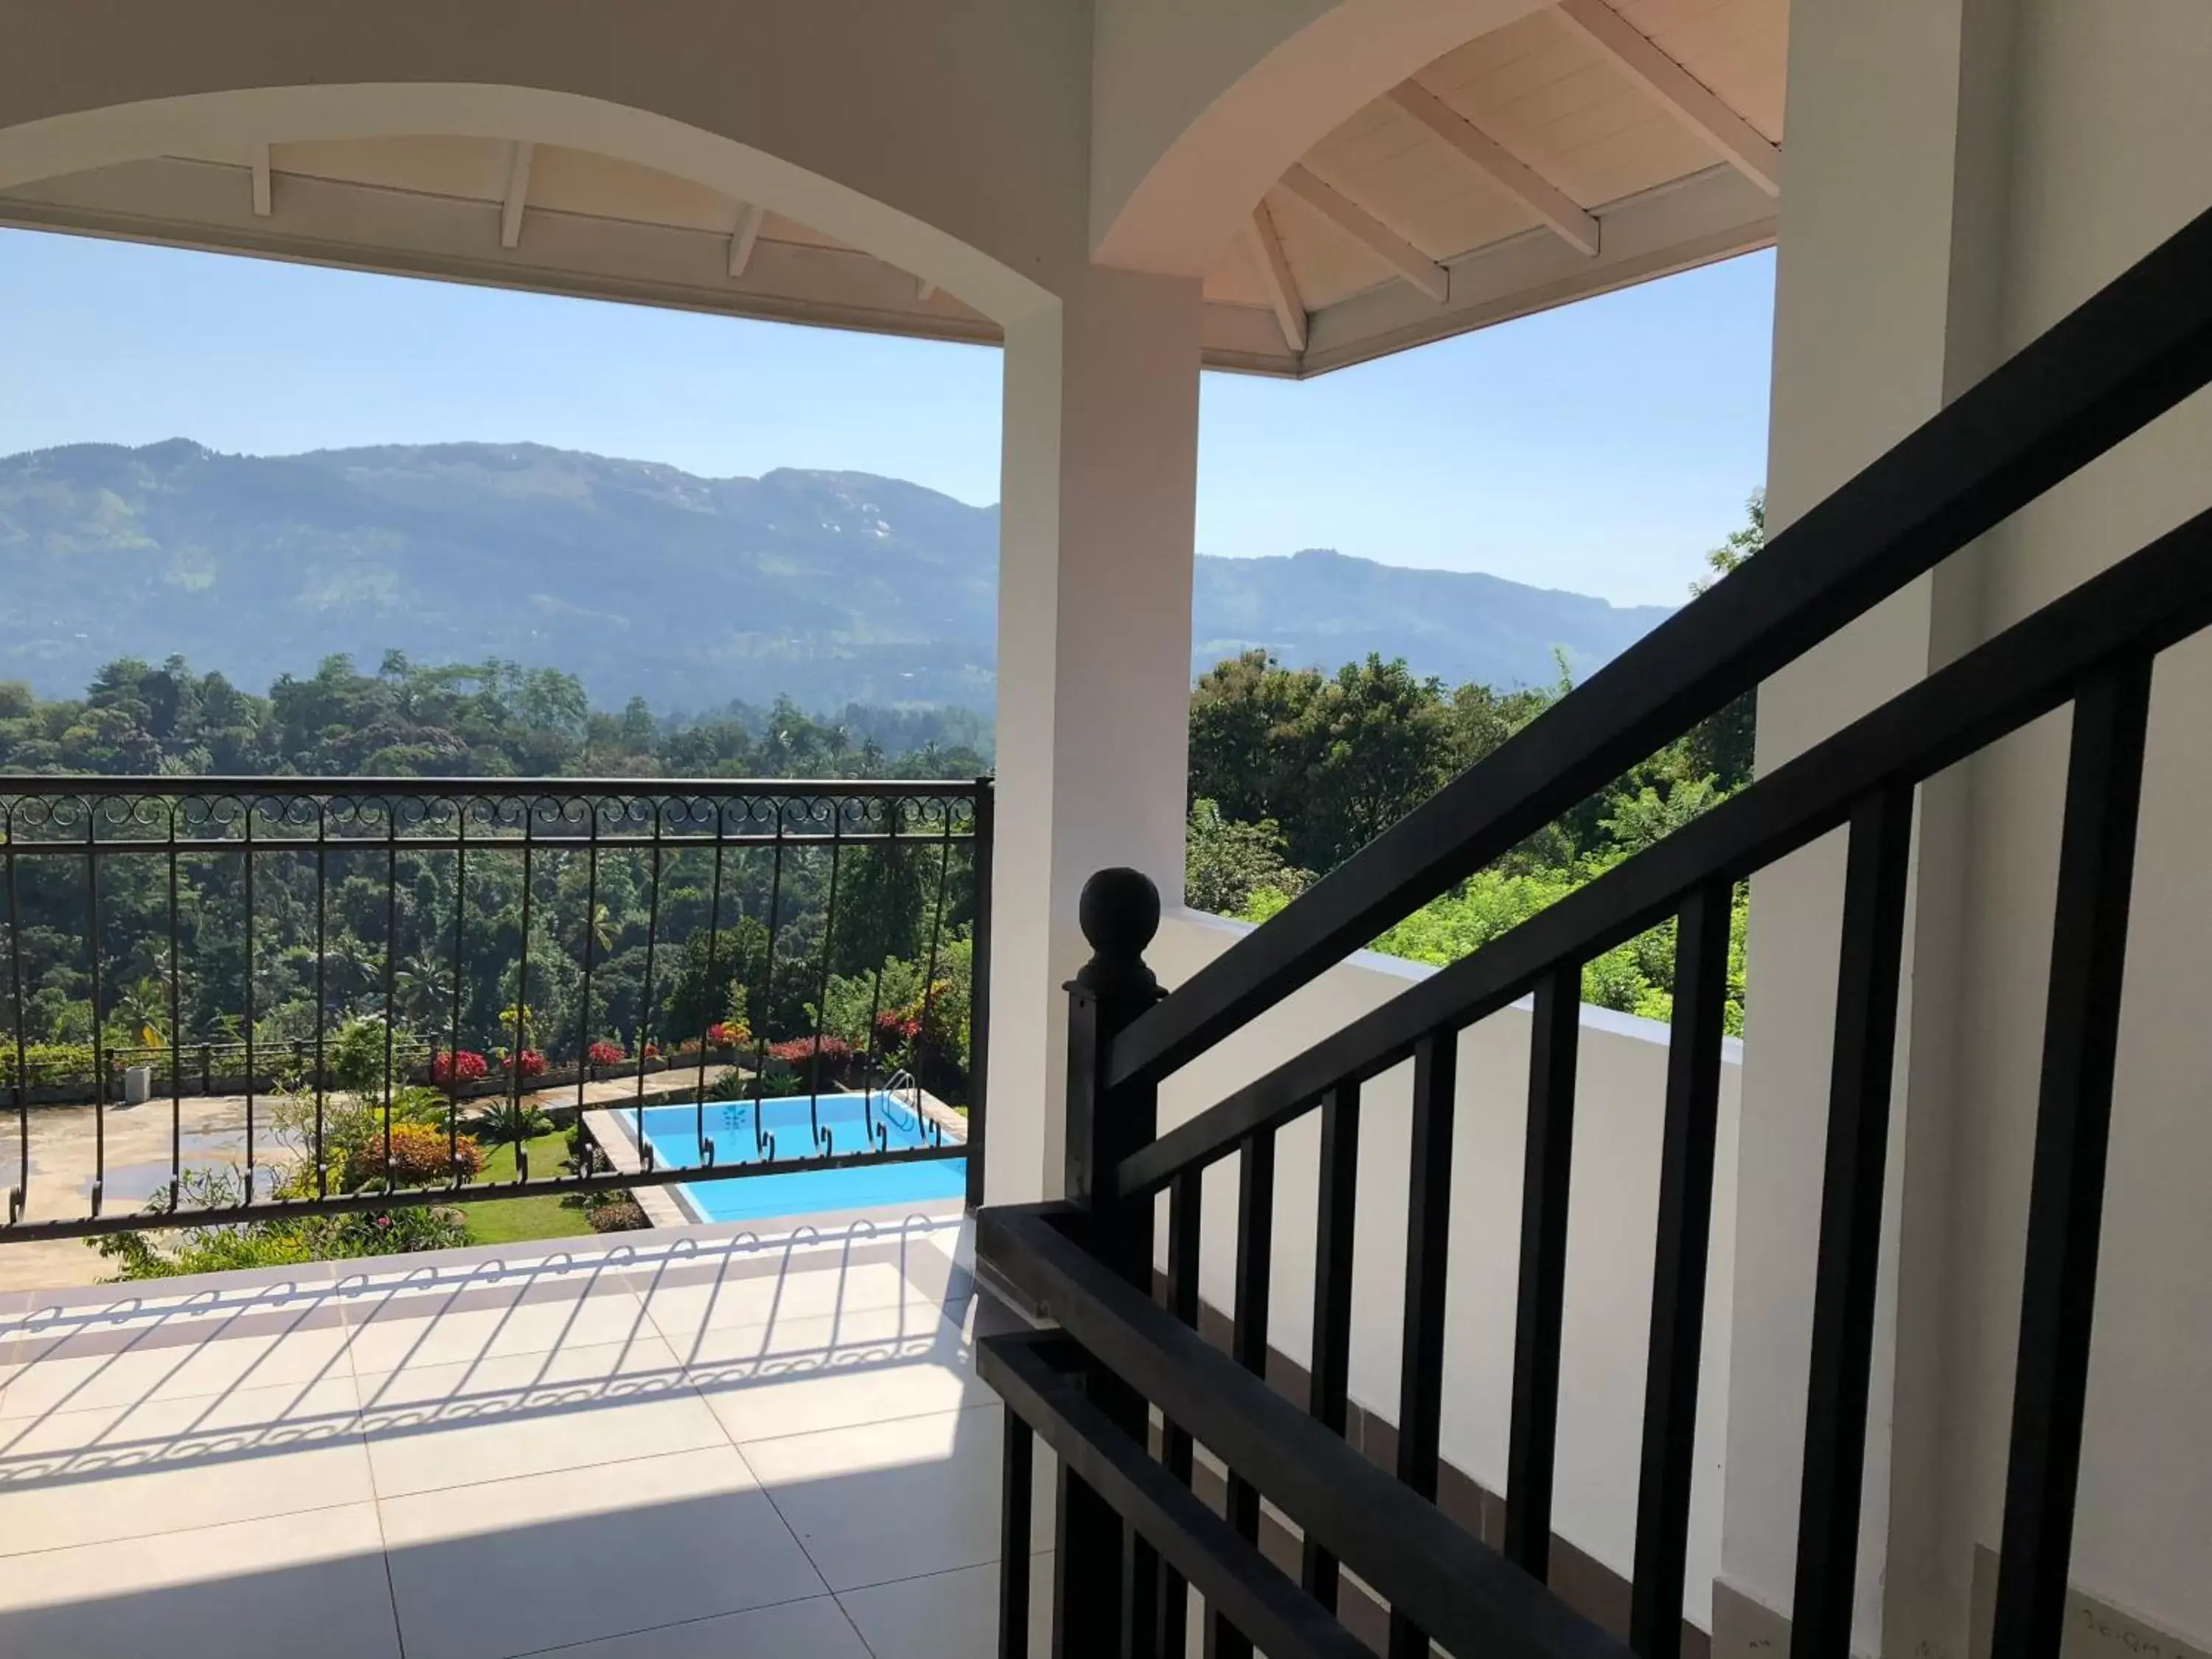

[1150,906,1742,1630]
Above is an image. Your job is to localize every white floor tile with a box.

[341,1276,654,1374]
[837,1552,1054,1659]
[0,1501,400,1658]
[357,1340,726,1498]
[739,1402,1054,1591]
[0,1375,372,1554]
[380,1446,821,1659]
[684,1305,988,1442]
[0,1310,354,1419]
[633,1251,930,1340]
[517,1594,872,1658]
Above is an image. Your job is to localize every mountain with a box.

[0,439,1672,709]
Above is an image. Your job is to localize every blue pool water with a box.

[635,1091,967,1223]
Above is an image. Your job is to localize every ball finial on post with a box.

[1075,867,1161,995]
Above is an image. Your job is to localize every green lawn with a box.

[455,1130,597,1245]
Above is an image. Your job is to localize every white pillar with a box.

[1717,0,2017,1650]
[987,267,1204,1206]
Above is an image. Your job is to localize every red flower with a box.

[586,1040,625,1066]
[513,1049,547,1079]
[431,1049,489,1085]
[765,1035,855,1065]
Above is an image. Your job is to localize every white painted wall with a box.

[1729,1,2212,1652]
[1152,908,1742,1628]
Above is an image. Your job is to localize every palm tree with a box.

[393,949,453,1026]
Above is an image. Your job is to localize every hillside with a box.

[0,439,1671,708]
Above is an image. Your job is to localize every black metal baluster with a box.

[1629,883,1733,1659]
[1387,1029,1457,1659]
[1210,1126,1276,1659]
[382,810,399,1189]
[242,801,255,1198]
[748,821,785,1160]
[1155,1166,1203,1659]
[1990,658,2153,1659]
[1303,1083,1360,1611]
[1790,788,1914,1653]
[917,804,956,1148]
[575,803,599,1181]
[167,806,184,1209]
[698,811,727,1163]
[446,815,467,1188]
[860,805,898,1148]
[5,820,26,1225]
[315,805,331,1197]
[86,801,105,1217]
[512,803,534,1184]
[634,819,664,1168]
[1001,1411,1036,1659]
[807,807,843,1157]
[967,777,995,1206]
[1504,964,1583,1577]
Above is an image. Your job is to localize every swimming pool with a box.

[633,1091,967,1223]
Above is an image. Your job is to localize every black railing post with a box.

[967,775,995,1208]
[1053,866,1166,1659]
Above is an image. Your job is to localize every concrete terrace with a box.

[0,1208,1056,1659]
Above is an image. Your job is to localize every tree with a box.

[1187,650,1319,829]
[1282,655,1455,873]
[1184,799,1310,916]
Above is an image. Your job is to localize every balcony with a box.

[0,1210,1057,1659]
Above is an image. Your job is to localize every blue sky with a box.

[0,229,1771,605]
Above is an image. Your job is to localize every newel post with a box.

[1054,867,1165,1659]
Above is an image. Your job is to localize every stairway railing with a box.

[978,200,2212,1659]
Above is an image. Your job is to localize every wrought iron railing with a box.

[978,204,2212,1659]
[1,776,992,1239]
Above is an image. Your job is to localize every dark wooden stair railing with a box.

[978,199,2212,1659]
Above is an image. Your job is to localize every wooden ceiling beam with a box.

[1244,200,1308,352]
[1554,0,1780,195]
[1279,164,1449,304]
[500,140,534,248]
[1388,79,1599,257]
[249,142,271,217]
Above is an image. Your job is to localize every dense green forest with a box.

[0,653,988,1106]
[1184,493,1762,1032]
[1,490,1759,1115]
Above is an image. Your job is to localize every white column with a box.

[987,267,1204,1206]
[1717,0,2017,1651]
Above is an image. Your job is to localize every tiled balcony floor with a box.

[0,1209,1056,1658]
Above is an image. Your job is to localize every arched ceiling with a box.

[0,0,1785,376]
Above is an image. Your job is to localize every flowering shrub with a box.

[431,1049,489,1086]
[766,1035,855,1065]
[874,1009,921,1047]
[586,1040,625,1067]
[342,1122,486,1190]
[705,1020,749,1050]
[641,1042,661,1060]
[501,1048,547,1079]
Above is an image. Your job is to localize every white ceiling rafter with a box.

[500,140,534,248]
[727,201,764,276]
[1387,79,1599,257]
[1243,200,1307,353]
[1553,0,1781,195]
[1279,164,1449,304]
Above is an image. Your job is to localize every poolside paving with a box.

[0,1069,742,1294]
[0,1208,1069,1658]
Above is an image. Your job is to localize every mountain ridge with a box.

[0,439,1672,710]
